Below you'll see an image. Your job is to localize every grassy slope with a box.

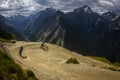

[0,38,8,42]
[88,56,120,67]
[0,50,38,80]
[88,56,112,65]
[88,56,120,71]
[0,28,15,40]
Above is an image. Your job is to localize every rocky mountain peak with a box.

[45,7,56,12]
[102,11,117,20]
[82,5,92,13]
[74,5,93,14]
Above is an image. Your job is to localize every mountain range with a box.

[0,5,120,63]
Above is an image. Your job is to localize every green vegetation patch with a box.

[27,69,35,77]
[66,57,79,64]
[0,50,38,80]
[113,62,120,67]
[101,67,120,72]
[88,56,120,71]
[88,56,111,65]
[0,38,9,42]
[0,28,14,40]
[10,40,16,44]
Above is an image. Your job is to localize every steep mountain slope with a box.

[112,16,120,30]
[0,50,38,80]
[23,8,56,40]
[38,11,68,46]
[101,12,120,62]
[0,28,14,40]
[64,6,111,53]
[5,41,120,80]
[37,6,112,57]
[102,11,117,21]
[0,15,24,40]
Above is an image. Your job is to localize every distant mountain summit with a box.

[102,11,117,21]
[112,16,120,30]
[102,11,120,30]
[74,5,93,14]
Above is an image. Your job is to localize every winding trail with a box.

[6,41,120,80]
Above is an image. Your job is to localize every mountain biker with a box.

[19,46,23,57]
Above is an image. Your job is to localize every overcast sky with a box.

[0,0,120,17]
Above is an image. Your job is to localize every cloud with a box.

[0,0,120,16]
[0,0,43,16]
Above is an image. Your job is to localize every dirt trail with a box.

[7,41,120,80]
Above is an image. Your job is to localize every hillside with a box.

[0,44,38,80]
[0,28,15,42]
[23,8,56,40]
[0,15,24,40]
[4,41,120,80]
